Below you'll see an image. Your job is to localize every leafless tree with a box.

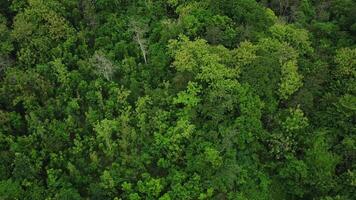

[90,51,115,81]
[130,20,148,64]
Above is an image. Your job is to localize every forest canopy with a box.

[0,0,355,199]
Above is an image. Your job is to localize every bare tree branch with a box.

[130,20,148,64]
[90,51,115,81]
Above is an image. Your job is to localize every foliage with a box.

[0,0,354,199]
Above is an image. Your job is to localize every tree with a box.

[0,1,355,199]
[90,51,116,81]
[11,0,74,66]
[130,19,149,64]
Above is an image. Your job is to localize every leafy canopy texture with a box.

[0,0,355,199]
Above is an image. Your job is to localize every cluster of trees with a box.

[0,0,355,199]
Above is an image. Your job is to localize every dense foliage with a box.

[0,0,355,199]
